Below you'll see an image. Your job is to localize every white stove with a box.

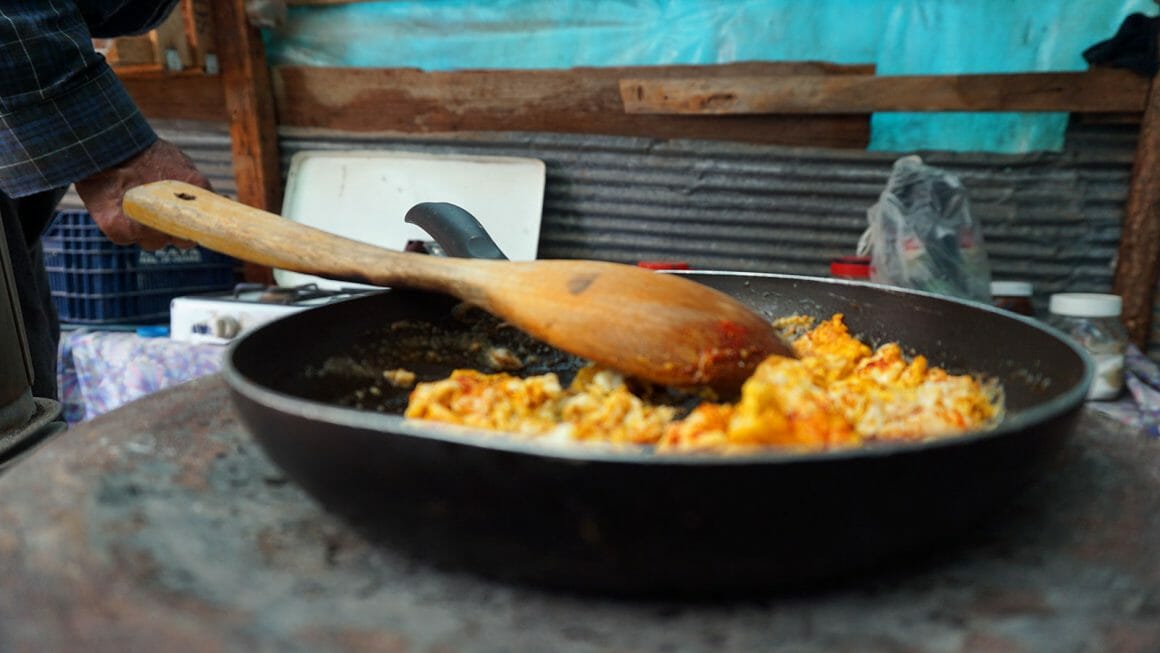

[170,283,372,345]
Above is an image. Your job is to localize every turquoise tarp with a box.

[264,0,1154,153]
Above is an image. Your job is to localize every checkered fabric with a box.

[0,1,180,198]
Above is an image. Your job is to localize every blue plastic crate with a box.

[41,211,239,325]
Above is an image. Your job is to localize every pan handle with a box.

[404,203,509,261]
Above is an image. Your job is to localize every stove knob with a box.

[211,316,242,340]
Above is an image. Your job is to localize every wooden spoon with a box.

[123,181,793,391]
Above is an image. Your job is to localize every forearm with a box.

[0,2,157,197]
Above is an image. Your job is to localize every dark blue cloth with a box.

[0,1,179,197]
[0,1,179,399]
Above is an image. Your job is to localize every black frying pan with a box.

[223,207,1092,595]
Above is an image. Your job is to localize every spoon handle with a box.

[122,180,475,294]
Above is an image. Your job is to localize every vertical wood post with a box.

[1112,59,1160,349]
[208,0,280,283]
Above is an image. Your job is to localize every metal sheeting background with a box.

[61,119,1156,359]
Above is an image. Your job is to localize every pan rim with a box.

[223,271,1094,466]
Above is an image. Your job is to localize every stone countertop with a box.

[0,374,1157,653]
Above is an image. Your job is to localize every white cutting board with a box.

[276,150,546,290]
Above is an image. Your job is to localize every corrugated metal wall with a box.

[62,119,1156,359]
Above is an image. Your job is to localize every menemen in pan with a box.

[404,314,1001,453]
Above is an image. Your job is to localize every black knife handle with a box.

[404,202,509,261]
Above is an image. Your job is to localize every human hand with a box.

[74,138,210,250]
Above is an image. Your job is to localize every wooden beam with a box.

[1113,70,1160,348]
[208,0,281,212]
[208,0,281,283]
[182,0,218,71]
[119,70,227,122]
[150,6,194,70]
[620,69,1149,115]
[1072,112,1144,126]
[272,63,874,149]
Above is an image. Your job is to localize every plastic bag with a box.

[858,156,992,303]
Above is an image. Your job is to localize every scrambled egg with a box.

[405,366,676,444]
[404,314,1001,453]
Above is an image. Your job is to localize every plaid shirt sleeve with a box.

[0,1,162,198]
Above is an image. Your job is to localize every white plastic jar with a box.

[1047,293,1128,400]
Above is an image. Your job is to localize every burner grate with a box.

[223,283,369,305]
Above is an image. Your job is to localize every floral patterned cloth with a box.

[57,329,225,423]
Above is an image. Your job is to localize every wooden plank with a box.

[150,6,194,70]
[620,69,1149,114]
[207,0,281,211]
[119,70,227,122]
[208,0,282,284]
[105,35,157,66]
[1072,112,1144,126]
[182,0,218,71]
[272,63,874,148]
[1113,71,1160,348]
